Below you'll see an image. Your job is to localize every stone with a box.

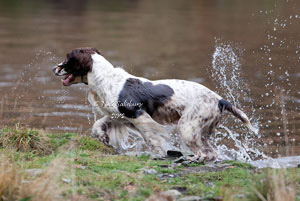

[25,168,44,177]
[178,196,203,201]
[62,178,71,183]
[146,190,181,201]
[143,168,158,175]
[171,186,188,194]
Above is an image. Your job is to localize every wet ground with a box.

[0,0,299,159]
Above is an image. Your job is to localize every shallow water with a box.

[0,0,299,166]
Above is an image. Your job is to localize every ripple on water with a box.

[0,74,19,80]
[55,104,91,111]
[49,96,77,101]
[47,126,79,132]
[34,76,52,83]
[34,111,92,118]
[0,82,16,87]
[43,89,61,94]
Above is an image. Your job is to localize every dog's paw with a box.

[193,151,218,163]
[97,132,109,145]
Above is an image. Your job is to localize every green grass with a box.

[0,126,299,201]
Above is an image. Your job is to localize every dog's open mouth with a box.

[62,74,75,86]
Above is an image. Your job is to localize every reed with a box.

[248,169,297,201]
[0,156,66,201]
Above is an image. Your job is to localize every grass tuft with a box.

[0,125,53,155]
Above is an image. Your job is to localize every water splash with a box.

[210,39,267,163]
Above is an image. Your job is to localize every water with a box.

[0,0,299,167]
[210,40,266,163]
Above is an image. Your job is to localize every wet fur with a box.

[53,48,254,161]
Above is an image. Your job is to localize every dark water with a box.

[0,0,299,158]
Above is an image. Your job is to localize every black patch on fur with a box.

[218,99,233,112]
[218,99,247,123]
[118,78,174,118]
[59,47,101,76]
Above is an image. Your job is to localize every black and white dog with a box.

[53,47,255,161]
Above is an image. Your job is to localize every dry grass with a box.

[0,155,66,201]
[249,169,297,201]
[0,125,53,155]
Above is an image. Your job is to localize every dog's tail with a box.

[218,99,257,133]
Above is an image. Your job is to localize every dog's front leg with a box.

[127,112,176,157]
[91,115,111,145]
[88,91,105,120]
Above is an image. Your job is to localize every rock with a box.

[178,196,203,201]
[145,190,181,201]
[159,164,170,168]
[171,186,188,194]
[143,168,158,175]
[205,181,215,188]
[74,164,87,170]
[173,156,203,166]
[157,173,178,179]
[123,151,140,157]
[62,178,71,183]
[25,168,44,177]
[167,150,183,158]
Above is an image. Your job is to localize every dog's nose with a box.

[52,66,61,75]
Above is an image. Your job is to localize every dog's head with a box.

[53,47,101,86]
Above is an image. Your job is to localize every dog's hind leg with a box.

[127,112,176,157]
[177,105,220,162]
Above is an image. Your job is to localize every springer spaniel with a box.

[53,47,255,161]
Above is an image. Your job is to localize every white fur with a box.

[84,52,252,160]
[88,54,131,114]
[86,53,220,158]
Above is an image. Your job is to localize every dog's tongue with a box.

[62,74,75,86]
